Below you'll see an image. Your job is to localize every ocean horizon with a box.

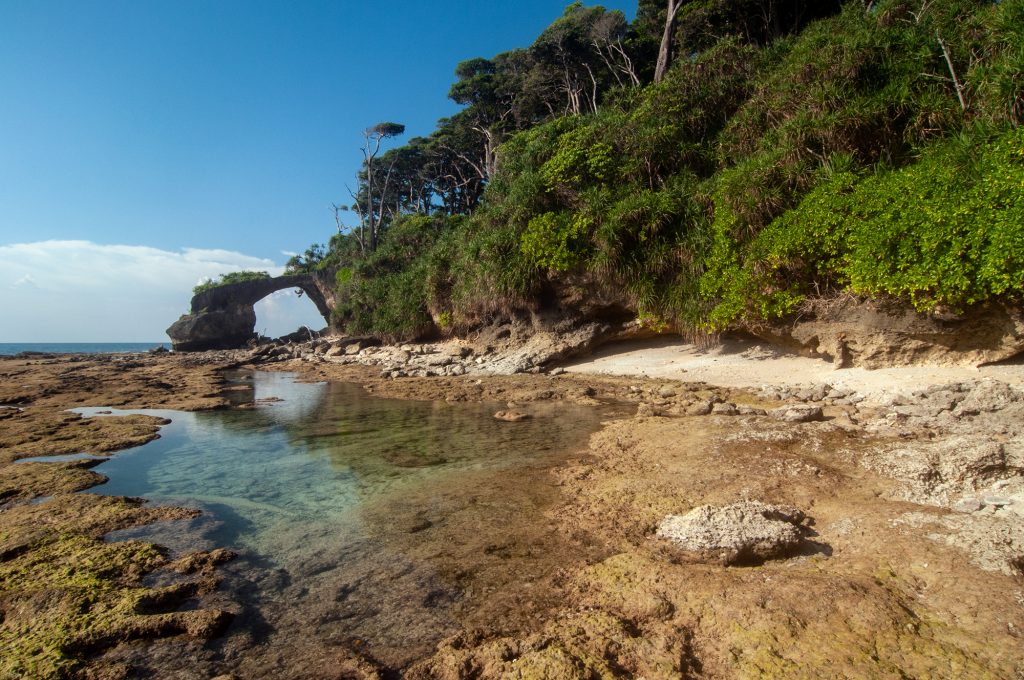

[0,342,169,356]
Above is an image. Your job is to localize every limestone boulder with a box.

[769,404,825,423]
[657,501,809,565]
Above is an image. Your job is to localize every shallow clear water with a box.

[79,371,611,675]
[83,372,598,559]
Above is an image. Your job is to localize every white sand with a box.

[563,337,1024,403]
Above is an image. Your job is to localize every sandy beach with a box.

[564,336,1024,403]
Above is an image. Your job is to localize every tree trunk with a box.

[654,0,684,83]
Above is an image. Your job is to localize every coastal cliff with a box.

[166,271,335,351]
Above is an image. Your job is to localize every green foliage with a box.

[192,270,271,296]
[285,243,330,274]
[842,129,1024,307]
[706,128,1024,326]
[332,214,459,341]
[334,267,353,287]
[339,263,434,341]
[434,207,540,324]
[522,212,594,271]
[540,125,617,194]
[968,0,1024,126]
[367,121,405,138]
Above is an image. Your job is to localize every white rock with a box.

[657,501,807,565]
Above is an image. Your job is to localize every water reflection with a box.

[81,371,611,675]
[85,372,597,556]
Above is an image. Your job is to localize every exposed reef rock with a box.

[745,297,1024,368]
[166,273,335,351]
[244,317,661,377]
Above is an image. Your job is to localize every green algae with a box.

[0,460,105,505]
[0,476,217,679]
[1,533,164,679]
[0,532,230,680]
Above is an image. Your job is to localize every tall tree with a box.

[654,0,686,83]
[590,9,642,87]
[351,122,405,252]
[425,114,489,214]
[449,57,514,179]
[531,2,625,115]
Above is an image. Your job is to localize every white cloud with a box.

[253,288,328,338]
[0,240,327,342]
[11,273,38,289]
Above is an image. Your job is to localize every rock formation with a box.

[656,501,809,565]
[745,297,1024,368]
[166,273,334,351]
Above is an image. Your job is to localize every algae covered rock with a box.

[493,410,531,422]
[656,500,808,565]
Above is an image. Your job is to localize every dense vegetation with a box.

[299,0,1023,340]
[192,270,271,296]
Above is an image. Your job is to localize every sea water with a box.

[0,342,167,355]
[73,371,611,675]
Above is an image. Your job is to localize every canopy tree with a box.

[350,122,406,252]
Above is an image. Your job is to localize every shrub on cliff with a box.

[192,271,271,296]
[332,215,457,340]
[704,127,1024,326]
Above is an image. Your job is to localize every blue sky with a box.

[0,0,636,341]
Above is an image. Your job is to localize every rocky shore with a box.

[2,337,1023,678]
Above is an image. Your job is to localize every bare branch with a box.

[936,32,967,112]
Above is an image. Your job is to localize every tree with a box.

[284,244,326,274]
[449,57,514,180]
[424,114,490,214]
[654,0,686,83]
[589,9,642,87]
[531,3,625,115]
[653,0,843,82]
[351,122,406,252]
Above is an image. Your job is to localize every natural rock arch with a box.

[166,273,335,351]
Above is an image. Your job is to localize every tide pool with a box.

[78,371,611,674]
